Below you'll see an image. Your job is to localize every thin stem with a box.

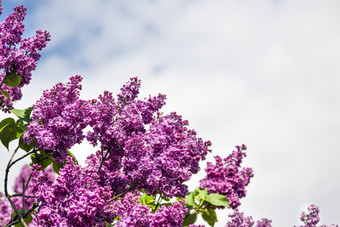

[6,202,38,227]
[10,194,36,198]
[9,149,36,168]
[22,178,25,211]
[4,146,35,227]
[97,149,109,174]
[109,183,138,202]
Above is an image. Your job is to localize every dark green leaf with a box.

[31,152,53,170]
[19,137,35,152]
[52,151,78,174]
[10,107,33,123]
[12,209,33,227]
[0,117,15,132]
[183,213,197,226]
[4,71,22,87]
[201,208,217,227]
[0,90,9,100]
[160,202,173,207]
[52,161,62,174]
[0,120,23,150]
[205,193,230,208]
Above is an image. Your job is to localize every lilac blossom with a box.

[0,192,11,226]
[150,200,188,227]
[31,157,113,226]
[23,76,90,163]
[115,193,187,227]
[200,144,254,209]
[226,211,272,227]
[0,4,50,112]
[295,204,338,227]
[85,77,211,198]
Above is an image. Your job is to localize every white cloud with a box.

[1,0,340,225]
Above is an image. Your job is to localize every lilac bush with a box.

[0,1,338,227]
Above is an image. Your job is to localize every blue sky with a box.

[1,0,340,226]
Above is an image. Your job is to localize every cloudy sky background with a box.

[1,0,340,226]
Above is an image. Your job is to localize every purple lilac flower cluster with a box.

[23,77,211,225]
[115,193,187,227]
[0,192,11,226]
[25,76,211,197]
[226,211,272,227]
[31,157,113,226]
[199,144,254,209]
[295,204,338,227]
[0,2,50,112]
[23,76,91,163]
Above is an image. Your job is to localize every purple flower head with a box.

[0,192,11,226]
[200,145,254,209]
[23,76,90,163]
[150,200,188,227]
[32,157,114,226]
[0,4,50,112]
[115,194,187,227]
[123,112,212,198]
[226,211,272,227]
[295,204,338,227]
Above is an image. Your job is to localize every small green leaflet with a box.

[10,107,33,123]
[4,71,22,87]
[0,90,9,100]
[0,118,23,150]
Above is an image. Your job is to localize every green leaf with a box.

[52,161,62,174]
[0,90,9,100]
[183,213,197,226]
[0,119,23,150]
[185,191,196,207]
[67,149,78,164]
[19,137,35,152]
[10,107,33,123]
[52,151,78,174]
[205,193,230,208]
[196,188,208,201]
[0,118,15,132]
[12,209,33,227]
[4,71,22,87]
[31,152,53,170]
[201,208,217,227]
[140,191,155,207]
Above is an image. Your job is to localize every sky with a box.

[1,0,340,226]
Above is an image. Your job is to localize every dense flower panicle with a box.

[199,144,254,209]
[149,200,188,227]
[0,192,11,226]
[226,211,272,227]
[0,5,50,112]
[84,152,128,197]
[295,204,338,227]
[31,157,114,226]
[123,112,212,198]
[115,194,187,227]
[117,76,141,104]
[84,77,211,197]
[23,76,90,163]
